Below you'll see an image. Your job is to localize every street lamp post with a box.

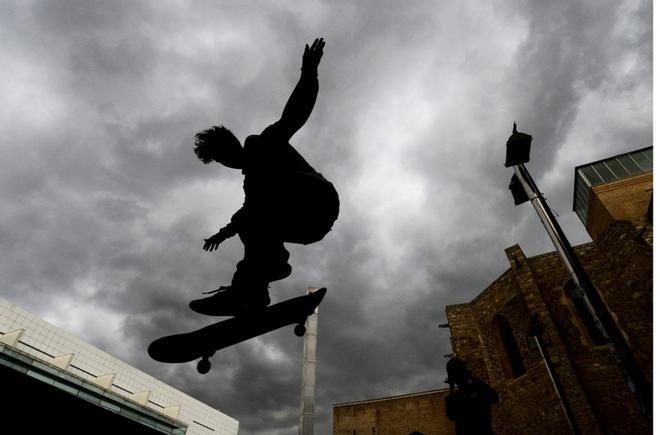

[505,124,651,418]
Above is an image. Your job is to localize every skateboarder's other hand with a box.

[203,231,229,252]
[302,37,324,71]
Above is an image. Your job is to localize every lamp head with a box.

[508,173,530,205]
[505,122,532,167]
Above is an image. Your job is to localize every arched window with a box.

[493,315,526,378]
[564,281,608,346]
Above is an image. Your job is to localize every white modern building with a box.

[0,297,239,434]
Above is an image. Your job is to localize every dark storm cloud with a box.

[0,1,651,434]
[504,1,632,173]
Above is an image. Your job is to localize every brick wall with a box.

[593,220,653,381]
[586,172,652,240]
[446,221,652,434]
[333,390,455,435]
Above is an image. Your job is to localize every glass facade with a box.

[573,147,652,225]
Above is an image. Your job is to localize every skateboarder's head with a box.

[194,125,245,169]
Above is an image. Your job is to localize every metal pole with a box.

[299,287,320,435]
[530,316,580,435]
[514,164,651,417]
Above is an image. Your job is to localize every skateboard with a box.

[148,288,327,374]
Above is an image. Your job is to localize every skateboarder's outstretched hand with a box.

[302,37,325,73]
[203,227,233,252]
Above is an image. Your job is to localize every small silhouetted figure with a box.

[189,38,339,315]
[445,357,498,435]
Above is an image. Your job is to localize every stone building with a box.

[333,390,455,435]
[445,147,652,434]
[573,146,652,240]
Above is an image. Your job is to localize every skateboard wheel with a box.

[294,324,306,337]
[197,358,211,374]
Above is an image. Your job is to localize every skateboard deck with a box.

[148,288,327,373]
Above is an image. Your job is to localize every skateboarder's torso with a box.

[235,125,338,244]
[242,125,330,205]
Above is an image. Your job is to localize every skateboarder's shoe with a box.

[189,286,270,316]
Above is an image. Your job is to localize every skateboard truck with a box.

[198,354,213,374]
[294,322,307,337]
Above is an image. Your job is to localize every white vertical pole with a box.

[299,287,319,435]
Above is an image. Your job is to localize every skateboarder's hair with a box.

[194,125,243,167]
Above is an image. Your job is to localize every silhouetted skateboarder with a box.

[445,357,499,435]
[189,38,339,315]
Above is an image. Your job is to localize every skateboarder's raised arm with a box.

[270,38,325,141]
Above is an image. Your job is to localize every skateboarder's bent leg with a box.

[233,246,291,285]
[239,221,292,282]
[188,229,291,316]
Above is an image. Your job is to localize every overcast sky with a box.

[0,1,652,433]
